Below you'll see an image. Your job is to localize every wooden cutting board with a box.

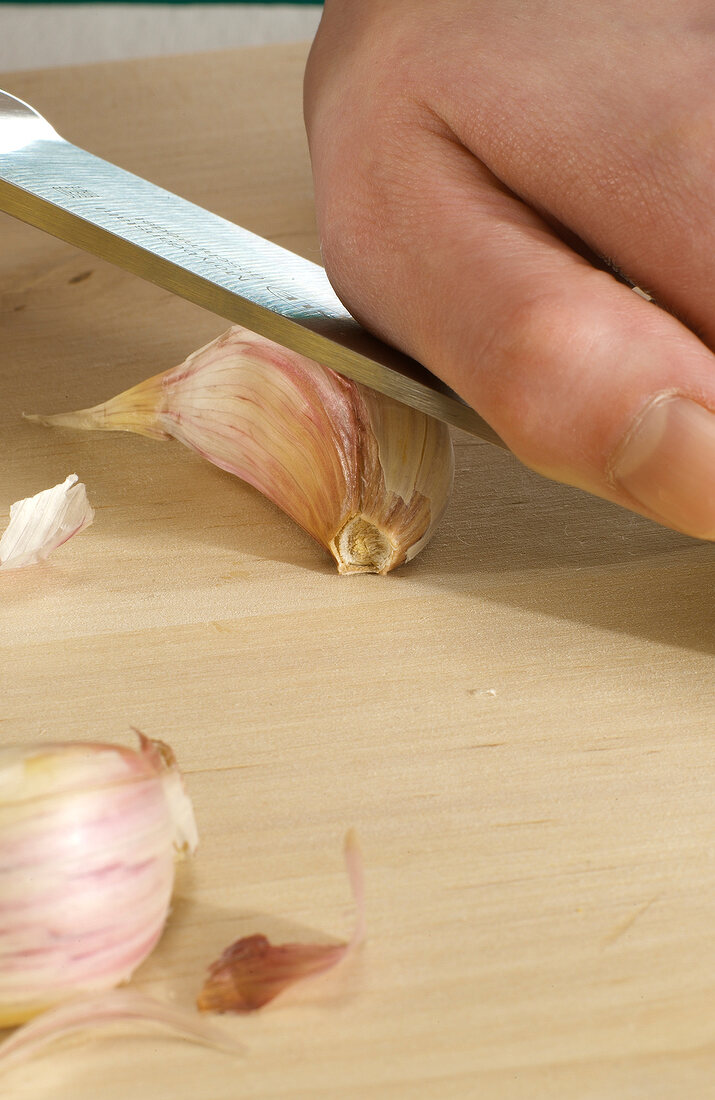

[1,44,713,1099]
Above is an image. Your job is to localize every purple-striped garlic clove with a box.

[0,733,197,1027]
[28,326,454,574]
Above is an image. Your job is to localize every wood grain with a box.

[1,45,714,1099]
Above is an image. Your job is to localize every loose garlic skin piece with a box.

[0,736,197,1028]
[0,474,94,571]
[29,327,454,574]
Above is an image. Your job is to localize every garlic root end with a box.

[330,515,397,575]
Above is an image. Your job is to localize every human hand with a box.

[304,0,715,539]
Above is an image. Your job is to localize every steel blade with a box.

[0,89,502,443]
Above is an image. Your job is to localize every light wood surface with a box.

[1,44,714,1099]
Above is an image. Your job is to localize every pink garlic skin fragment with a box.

[197,830,365,1013]
[197,934,351,1013]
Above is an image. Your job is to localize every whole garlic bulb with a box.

[29,326,455,574]
[0,734,197,1027]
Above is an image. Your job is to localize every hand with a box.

[304,0,715,539]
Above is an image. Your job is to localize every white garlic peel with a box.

[0,734,197,1028]
[28,327,454,574]
[0,474,94,571]
[0,989,240,1075]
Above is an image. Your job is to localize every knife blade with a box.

[0,89,502,445]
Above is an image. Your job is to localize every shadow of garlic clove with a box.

[28,326,454,574]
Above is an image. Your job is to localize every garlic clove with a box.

[0,733,197,1027]
[28,327,454,574]
[0,474,94,571]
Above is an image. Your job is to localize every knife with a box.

[0,89,502,445]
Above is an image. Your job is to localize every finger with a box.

[307,116,715,540]
[420,3,715,352]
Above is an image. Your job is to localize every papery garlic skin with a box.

[28,327,454,574]
[0,474,94,571]
[0,734,197,1028]
[198,829,365,1014]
